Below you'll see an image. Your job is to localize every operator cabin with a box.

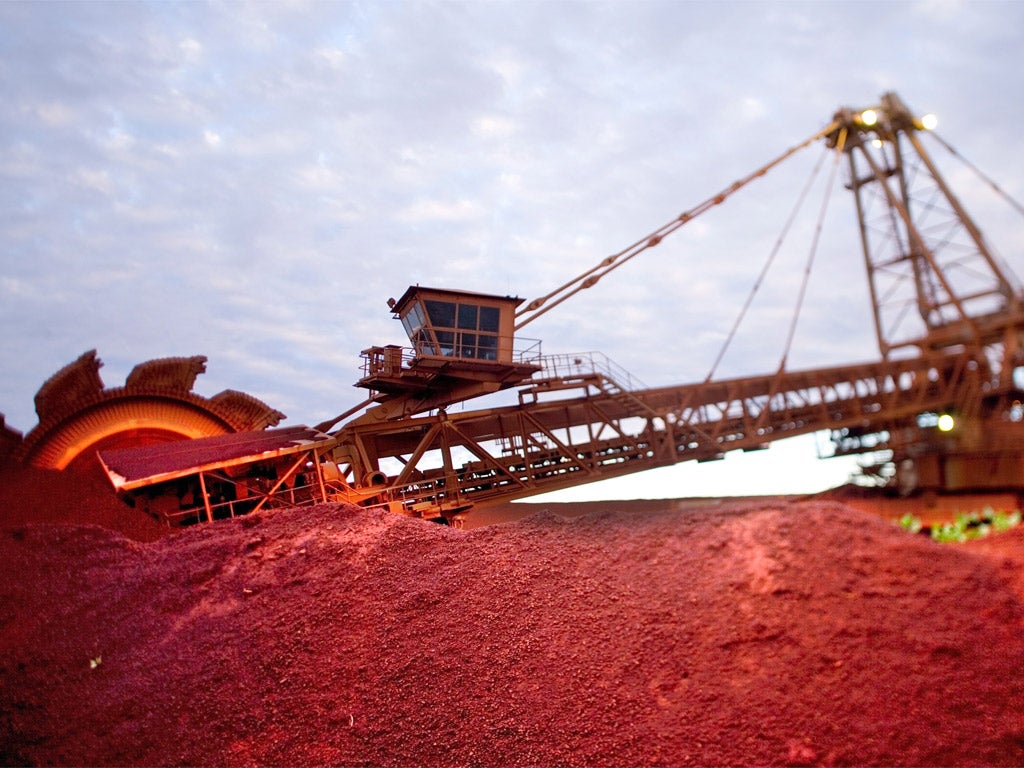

[358,286,541,406]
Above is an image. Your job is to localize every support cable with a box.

[704,140,834,383]
[778,128,846,371]
[514,121,840,331]
[929,131,1024,218]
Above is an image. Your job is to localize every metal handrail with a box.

[361,335,543,378]
[537,351,647,391]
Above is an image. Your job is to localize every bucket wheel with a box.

[9,350,285,473]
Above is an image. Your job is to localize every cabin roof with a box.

[391,285,523,315]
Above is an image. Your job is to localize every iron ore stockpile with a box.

[2,474,1024,767]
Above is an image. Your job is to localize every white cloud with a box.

[203,129,223,148]
[736,96,768,123]
[179,37,202,63]
[912,0,966,22]
[398,198,484,223]
[0,276,32,297]
[103,127,134,151]
[72,167,114,195]
[472,114,515,138]
[33,101,74,127]
[315,46,346,70]
[296,162,344,191]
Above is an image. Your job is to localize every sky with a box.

[2,0,1023,501]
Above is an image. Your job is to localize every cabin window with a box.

[425,300,456,329]
[480,306,500,332]
[403,298,502,360]
[401,302,426,338]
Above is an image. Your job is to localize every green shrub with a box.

[894,507,1020,542]
[897,513,923,533]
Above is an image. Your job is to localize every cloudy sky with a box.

[2,0,1023,498]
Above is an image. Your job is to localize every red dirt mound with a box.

[2,499,1023,766]
[0,466,167,542]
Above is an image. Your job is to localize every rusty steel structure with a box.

[11,92,1024,527]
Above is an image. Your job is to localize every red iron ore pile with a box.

[2,471,1024,766]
